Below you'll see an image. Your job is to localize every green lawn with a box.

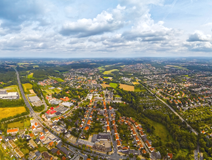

[38,147,48,152]
[109,83,118,88]
[147,118,173,142]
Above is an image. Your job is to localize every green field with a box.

[23,83,32,92]
[50,77,64,82]
[147,118,173,142]
[98,67,105,71]
[4,85,19,92]
[17,63,29,66]
[33,65,39,68]
[166,65,188,70]
[109,83,118,88]
[27,73,34,78]
[43,88,61,95]
[7,119,30,129]
[103,69,119,75]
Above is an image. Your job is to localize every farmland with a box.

[101,83,110,88]
[103,69,119,75]
[0,107,26,120]
[119,84,134,91]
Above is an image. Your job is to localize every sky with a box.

[0,0,212,58]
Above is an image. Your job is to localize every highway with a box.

[142,83,198,135]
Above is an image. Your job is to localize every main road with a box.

[14,68,42,122]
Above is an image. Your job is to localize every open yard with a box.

[0,106,26,120]
[109,83,118,88]
[23,83,32,92]
[119,84,134,91]
[103,69,119,75]
[27,73,34,78]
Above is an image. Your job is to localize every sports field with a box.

[0,106,26,120]
[119,84,134,91]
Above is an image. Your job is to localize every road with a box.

[14,68,126,159]
[14,68,44,127]
[142,83,198,136]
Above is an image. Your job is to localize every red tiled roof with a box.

[7,128,18,133]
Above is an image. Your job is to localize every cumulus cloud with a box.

[184,41,212,52]
[0,0,210,57]
[187,31,211,42]
[60,6,126,37]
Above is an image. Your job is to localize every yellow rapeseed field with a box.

[0,107,26,120]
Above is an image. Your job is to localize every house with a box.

[168,153,173,159]
[14,147,24,158]
[8,140,17,149]
[116,140,121,147]
[2,143,7,150]
[7,128,19,135]
[42,152,53,160]
[29,139,38,148]
[28,151,36,160]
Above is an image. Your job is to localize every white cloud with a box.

[187,31,211,42]
[60,5,126,37]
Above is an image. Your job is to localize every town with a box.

[1,58,211,160]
